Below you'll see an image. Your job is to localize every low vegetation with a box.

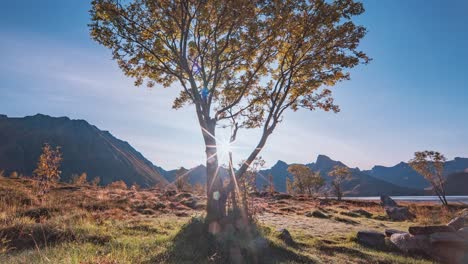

[1,175,464,263]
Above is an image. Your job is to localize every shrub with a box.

[71,172,88,185]
[107,180,127,189]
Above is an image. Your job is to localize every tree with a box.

[286,178,294,195]
[33,143,63,196]
[328,165,351,201]
[409,151,448,206]
[267,173,275,193]
[90,0,368,226]
[174,167,190,191]
[287,164,324,196]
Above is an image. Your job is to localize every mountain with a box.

[157,164,229,186]
[258,155,424,196]
[364,157,468,190]
[444,171,468,195]
[0,114,168,187]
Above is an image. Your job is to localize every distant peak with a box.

[315,154,346,169]
[316,154,332,163]
[272,160,288,168]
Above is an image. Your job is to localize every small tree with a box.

[328,165,351,201]
[288,164,324,196]
[286,178,294,195]
[33,143,63,196]
[174,167,190,191]
[409,151,448,206]
[237,157,264,220]
[267,173,275,194]
[71,172,88,185]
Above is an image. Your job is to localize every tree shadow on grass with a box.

[146,217,317,264]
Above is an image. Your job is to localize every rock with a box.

[390,230,468,264]
[274,193,292,200]
[140,208,156,215]
[351,209,373,218]
[384,206,415,221]
[305,210,329,219]
[429,232,468,264]
[448,216,465,231]
[389,233,431,253]
[180,198,198,209]
[430,232,467,246]
[277,228,295,245]
[356,231,385,248]
[175,192,193,200]
[458,227,468,238]
[429,242,468,264]
[409,225,456,235]
[164,190,177,197]
[385,229,406,237]
[340,211,359,218]
[380,195,398,207]
[153,202,166,210]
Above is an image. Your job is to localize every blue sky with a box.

[0,0,467,170]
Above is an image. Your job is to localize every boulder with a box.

[385,229,406,237]
[389,233,431,253]
[409,225,456,235]
[448,216,465,231]
[429,242,468,264]
[305,210,329,219]
[385,206,415,221]
[458,227,468,238]
[277,228,295,245]
[429,232,468,264]
[351,209,373,218]
[356,231,385,248]
[430,232,467,246]
[380,195,398,207]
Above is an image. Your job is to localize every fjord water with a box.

[345,196,468,204]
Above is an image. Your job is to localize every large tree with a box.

[89,0,368,227]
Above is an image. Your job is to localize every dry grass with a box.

[0,176,464,263]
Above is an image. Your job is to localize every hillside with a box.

[444,171,468,195]
[258,155,423,196]
[364,157,468,190]
[0,114,167,187]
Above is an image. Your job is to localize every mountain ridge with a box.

[0,114,168,187]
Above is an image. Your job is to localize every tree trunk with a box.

[203,122,227,230]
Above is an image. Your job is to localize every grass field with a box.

[1,176,464,263]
